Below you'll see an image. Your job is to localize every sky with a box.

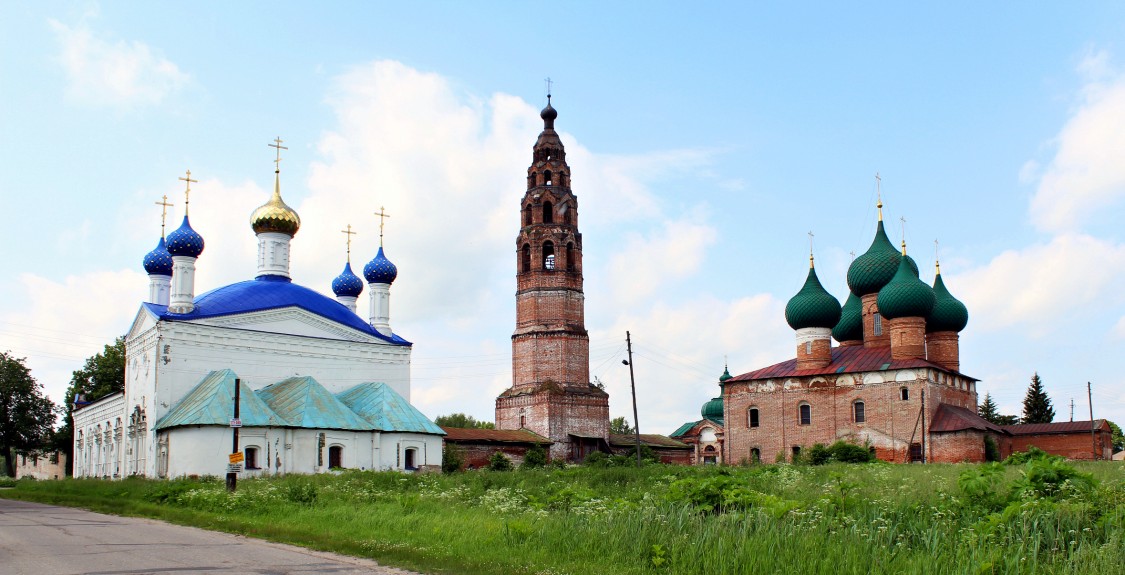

[2,2,1125,435]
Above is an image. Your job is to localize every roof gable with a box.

[337,382,444,435]
[256,376,371,431]
[155,369,287,430]
[929,403,1007,434]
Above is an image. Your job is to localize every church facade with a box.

[73,153,443,479]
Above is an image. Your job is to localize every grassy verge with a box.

[2,460,1123,575]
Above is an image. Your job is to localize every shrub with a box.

[828,441,875,463]
[1015,457,1096,498]
[284,480,319,505]
[957,462,1005,509]
[583,451,610,467]
[488,451,513,472]
[521,445,547,469]
[807,443,832,465]
[442,443,465,473]
[1002,445,1055,465]
[984,435,1001,462]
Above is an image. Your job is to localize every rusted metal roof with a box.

[929,403,1008,434]
[608,433,690,449]
[441,427,552,444]
[1004,420,1110,435]
[727,345,977,382]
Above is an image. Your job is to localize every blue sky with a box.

[2,2,1124,433]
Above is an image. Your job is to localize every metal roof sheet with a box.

[440,427,551,444]
[727,345,977,382]
[669,420,699,438]
[1003,420,1110,435]
[336,382,444,435]
[256,376,371,431]
[929,403,1007,434]
[143,275,410,346]
[608,433,690,449]
[155,369,288,430]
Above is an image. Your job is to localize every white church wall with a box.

[72,393,126,478]
[378,433,442,471]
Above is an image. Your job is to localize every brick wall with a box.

[452,443,537,470]
[887,317,926,360]
[926,331,960,372]
[861,295,890,348]
[496,385,608,461]
[1010,430,1114,460]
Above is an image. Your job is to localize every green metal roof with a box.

[927,271,969,333]
[876,254,936,320]
[256,376,371,431]
[337,382,445,435]
[701,396,724,421]
[669,420,698,438]
[785,264,842,330]
[832,292,863,342]
[155,369,288,430]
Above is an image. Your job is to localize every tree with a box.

[1021,372,1055,424]
[56,338,126,474]
[1108,421,1124,454]
[0,352,57,477]
[978,393,1000,423]
[434,412,495,429]
[610,416,634,435]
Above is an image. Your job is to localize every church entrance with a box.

[328,445,343,469]
[404,448,416,470]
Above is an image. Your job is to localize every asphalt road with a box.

[0,497,422,575]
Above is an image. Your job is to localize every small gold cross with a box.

[807,231,815,267]
[178,170,198,215]
[375,206,390,247]
[341,224,357,262]
[155,194,174,237]
[269,137,288,171]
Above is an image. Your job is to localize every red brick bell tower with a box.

[495,96,609,461]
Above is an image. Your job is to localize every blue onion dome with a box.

[142,237,174,276]
[363,246,398,285]
[250,175,301,236]
[832,292,863,342]
[847,221,919,296]
[718,366,733,383]
[331,262,364,298]
[166,215,205,258]
[701,397,724,421]
[876,250,936,320]
[785,262,842,330]
[927,265,969,333]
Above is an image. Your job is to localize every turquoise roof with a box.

[337,382,445,435]
[155,369,287,430]
[670,420,699,438]
[256,376,371,431]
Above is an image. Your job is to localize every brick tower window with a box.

[544,171,553,186]
[853,401,866,423]
[900,387,909,401]
[522,244,531,273]
[873,313,883,336]
[543,241,555,270]
[523,205,532,226]
[543,201,554,223]
[750,448,761,463]
[563,207,571,225]
[748,407,760,428]
[566,242,575,271]
[798,403,811,426]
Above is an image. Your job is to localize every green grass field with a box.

[2,458,1122,575]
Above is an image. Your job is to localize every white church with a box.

[72,151,444,479]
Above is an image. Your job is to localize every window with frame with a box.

[245,446,259,469]
[900,387,909,401]
[328,445,343,469]
[798,403,811,425]
[873,313,883,336]
[750,447,761,463]
[748,407,760,428]
[853,401,866,423]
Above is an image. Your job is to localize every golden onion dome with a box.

[250,173,301,236]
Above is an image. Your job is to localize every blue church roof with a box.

[337,382,444,435]
[155,369,287,430]
[257,376,372,431]
[142,275,410,345]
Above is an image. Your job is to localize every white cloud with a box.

[1029,54,1125,232]
[1113,316,1125,339]
[50,19,188,107]
[605,217,717,303]
[951,233,1125,335]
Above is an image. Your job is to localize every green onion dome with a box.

[832,292,863,342]
[701,397,724,421]
[785,262,842,330]
[718,366,733,383]
[847,221,918,296]
[927,265,969,333]
[876,250,935,320]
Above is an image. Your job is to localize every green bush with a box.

[582,451,609,467]
[284,480,319,505]
[488,451,513,472]
[827,441,875,463]
[1003,445,1056,465]
[807,444,832,465]
[984,435,1001,462]
[442,443,465,473]
[521,445,547,469]
[1015,457,1096,498]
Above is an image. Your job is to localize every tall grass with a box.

[2,461,1122,575]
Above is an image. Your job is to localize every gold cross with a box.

[341,224,357,262]
[934,239,941,273]
[807,231,815,267]
[900,216,907,253]
[875,172,883,221]
[178,170,197,215]
[375,206,390,247]
[155,194,174,237]
[269,137,288,172]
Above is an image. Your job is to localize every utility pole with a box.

[623,331,642,467]
[227,378,241,492]
[1088,381,1097,460]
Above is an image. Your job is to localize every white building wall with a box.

[72,393,126,478]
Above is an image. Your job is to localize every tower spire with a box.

[934,239,941,274]
[875,172,884,222]
[900,216,907,255]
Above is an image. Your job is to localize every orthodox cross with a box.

[341,224,357,262]
[544,77,553,98]
[154,194,174,237]
[178,170,197,215]
[875,172,883,220]
[807,231,815,267]
[849,250,856,262]
[269,137,288,172]
[375,206,390,247]
[934,239,941,273]
[899,216,907,253]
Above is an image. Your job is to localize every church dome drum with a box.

[143,237,174,276]
[876,254,935,320]
[332,262,364,298]
[363,247,398,285]
[166,216,205,258]
[785,265,842,330]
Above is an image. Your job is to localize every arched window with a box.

[521,244,531,273]
[523,205,532,226]
[748,407,760,428]
[528,174,536,189]
[404,448,417,470]
[544,170,553,186]
[853,400,866,423]
[542,241,555,270]
[566,242,575,271]
[543,201,554,223]
[750,447,761,463]
[798,403,811,426]
[245,446,259,470]
[328,445,343,469]
[873,313,883,336]
[900,387,909,401]
[563,207,572,225]
[805,340,812,354]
